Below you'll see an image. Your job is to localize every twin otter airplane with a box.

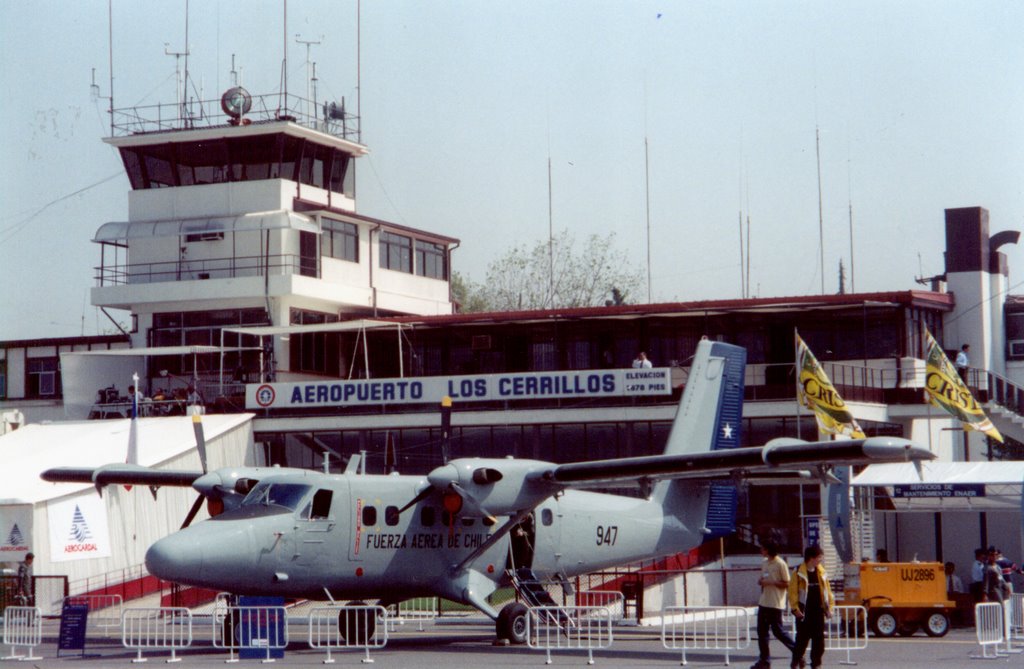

[43,340,932,642]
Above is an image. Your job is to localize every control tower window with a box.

[380,232,412,273]
[415,240,447,280]
[322,219,358,262]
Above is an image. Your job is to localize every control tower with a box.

[89,88,457,390]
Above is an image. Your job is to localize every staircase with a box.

[981,371,1024,444]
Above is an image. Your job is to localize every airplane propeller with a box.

[181,413,210,529]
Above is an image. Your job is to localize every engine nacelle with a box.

[427,458,558,515]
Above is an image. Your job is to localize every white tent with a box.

[852,461,1024,510]
[0,414,256,613]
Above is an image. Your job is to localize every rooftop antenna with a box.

[644,135,652,303]
[847,156,856,292]
[737,210,745,298]
[229,53,238,87]
[295,34,323,122]
[164,42,190,127]
[815,125,825,295]
[90,0,115,136]
[280,0,289,117]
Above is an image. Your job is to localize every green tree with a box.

[457,231,643,312]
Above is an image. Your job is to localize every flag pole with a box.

[795,328,802,439]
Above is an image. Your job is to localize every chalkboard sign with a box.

[58,601,89,657]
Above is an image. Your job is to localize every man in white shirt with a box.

[632,351,652,369]
[955,344,970,381]
[751,542,795,669]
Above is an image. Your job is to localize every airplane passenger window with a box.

[310,489,332,519]
[483,516,495,527]
[461,517,475,526]
[420,507,435,526]
[541,508,553,526]
[441,510,452,527]
[385,506,400,526]
[362,505,377,526]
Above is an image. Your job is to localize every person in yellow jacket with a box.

[788,545,834,669]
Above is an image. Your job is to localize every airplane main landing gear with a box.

[496,602,529,645]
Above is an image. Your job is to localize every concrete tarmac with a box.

[1,621,1005,668]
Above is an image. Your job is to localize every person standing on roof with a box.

[955,344,970,382]
[632,351,652,369]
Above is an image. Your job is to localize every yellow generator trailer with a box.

[841,561,954,637]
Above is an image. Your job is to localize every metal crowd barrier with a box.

[1008,594,1024,644]
[122,607,193,663]
[826,605,869,666]
[64,593,124,636]
[387,597,437,632]
[577,590,626,623]
[527,605,614,665]
[1,606,42,661]
[1000,599,1023,656]
[661,605,751,666]
[212,605,288,663]
[309,604,388,663]
[973,602,1005,659]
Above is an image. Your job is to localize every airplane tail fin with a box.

[654,339,746,539]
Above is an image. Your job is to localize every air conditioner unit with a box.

[1010,340,1024,358]
[471,335,492,351]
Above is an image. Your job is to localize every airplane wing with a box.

[540,436,932,486]
[41,465,203,488]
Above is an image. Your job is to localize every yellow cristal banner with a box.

[796,333,866,439]
[924,331,1003,442]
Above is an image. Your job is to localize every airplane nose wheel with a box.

[497,602,529,645]
[339,601,376,645]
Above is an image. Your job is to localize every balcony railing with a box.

[95,253,314,286]
[110,91,360,142]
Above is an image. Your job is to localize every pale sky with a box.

[2,1,1022,340]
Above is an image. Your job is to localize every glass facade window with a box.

[321,219,359,262]
[150,308,268,376]
[0,360,6,399]
[415,240,447,279]
[380,232,412,272]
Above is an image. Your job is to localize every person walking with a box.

[16,552,34,606]
[982,547,1010,603]
[751,542,796,668]
[789,545,833,669]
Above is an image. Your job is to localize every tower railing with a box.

[110,91,360,142]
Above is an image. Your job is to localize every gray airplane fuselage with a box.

[145,467,707,606]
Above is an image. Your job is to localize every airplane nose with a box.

[146,520,254,589]
[146,532,202,583]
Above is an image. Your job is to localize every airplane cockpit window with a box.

[420,507,435,526]
[384,506,400,526]
[241,482,312,511]
[362,505,377,526]
[310,489,333,519]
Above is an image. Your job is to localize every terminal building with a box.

[3,79,1024,609]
